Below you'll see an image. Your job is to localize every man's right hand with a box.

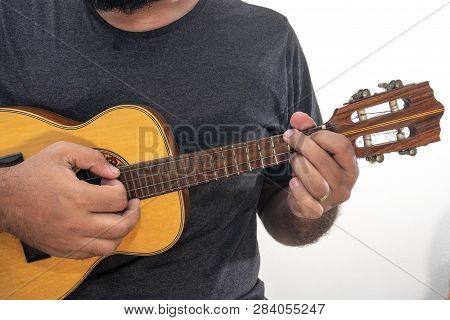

[0,141,140,259]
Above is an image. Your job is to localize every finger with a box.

[55,142,120,180]
[47,236,122,259]
[83,199,141,240]
[80,179,129,212]
[290,154,330,201]
[78,238,122,257]
[290,112,317,131]
[283,129,343,188]
[102,177,140,201]
[310,131,359,175]
[102,179,139,201]
[101,178,126,190]
[289,177,323,219]
[47,248,92,260]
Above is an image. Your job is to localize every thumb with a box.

[58,142,120,180]
[290,112,316,131]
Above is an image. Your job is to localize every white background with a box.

[0,0,448,310]
[248,0,450,299]
[2,300,449,320]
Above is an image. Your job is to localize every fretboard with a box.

[118,134,291,200]
[79,125,325,200]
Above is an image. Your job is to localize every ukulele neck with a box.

[116,126,327,200]
[118,135,288,199]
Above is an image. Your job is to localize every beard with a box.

[87,0,161,13]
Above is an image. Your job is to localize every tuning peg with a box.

[399,147,417,157]
[408,147,418,156]
[378,80,404,91]
[366,154,384,164]
[349,89,371,103]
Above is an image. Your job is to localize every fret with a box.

[140,167,151,196]
[128,169,138,196]
[137,174,146,198]
[137,173,147,199]
[270,137,279,165]
[131,168,140,197]
[220,147,229,177]
[169,161,177,190]
[172,158,180,190]
[158,162,169,191]
[245,142,252,171]
[137,168,150,197]
[231,145,240,174]
[175,157,185,186]
[131,169,144,199]
[276,150,291,164]
[208,153,219,181]
[137,166,151,198]
[256,140,265,168]
[138,183,146,199]
[185,155,197,185]
[169,158,181,191]
[178,156,190,187]
[122,170,133,199]
[198,153,209,182]
[148,166,159,195]
[157,165,167,194]
[192,154,203,184]
[186,156,196,185]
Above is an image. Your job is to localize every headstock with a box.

[326,80,445,163]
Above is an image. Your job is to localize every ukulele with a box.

[0,80,444,299]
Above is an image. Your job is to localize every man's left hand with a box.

[283,112,359,220]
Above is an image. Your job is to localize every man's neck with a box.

[97,0,200,32]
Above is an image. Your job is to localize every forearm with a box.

[0,167,13,232]
[260,188,339,246]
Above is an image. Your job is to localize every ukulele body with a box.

[0,105,188,299]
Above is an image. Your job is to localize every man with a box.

[0,0,358,299]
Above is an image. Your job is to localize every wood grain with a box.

[326,82,445,158]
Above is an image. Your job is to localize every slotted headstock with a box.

[326,80,445,163]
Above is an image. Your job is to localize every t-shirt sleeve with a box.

[262,21,322,188]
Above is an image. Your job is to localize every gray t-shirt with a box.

[0,0,321,299]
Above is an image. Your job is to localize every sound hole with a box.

[75,148,128,185]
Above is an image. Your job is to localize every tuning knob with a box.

[378,80,404,91]
[349,89,371,103]
[399,147,417,156]
[408,147,418,156]
[366,154,384,164]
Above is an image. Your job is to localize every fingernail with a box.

[290,177,300,188]
[109,164,120,176]
[318,206,324,215]
[283,129,294,141]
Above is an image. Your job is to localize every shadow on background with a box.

[426,209,450,299]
